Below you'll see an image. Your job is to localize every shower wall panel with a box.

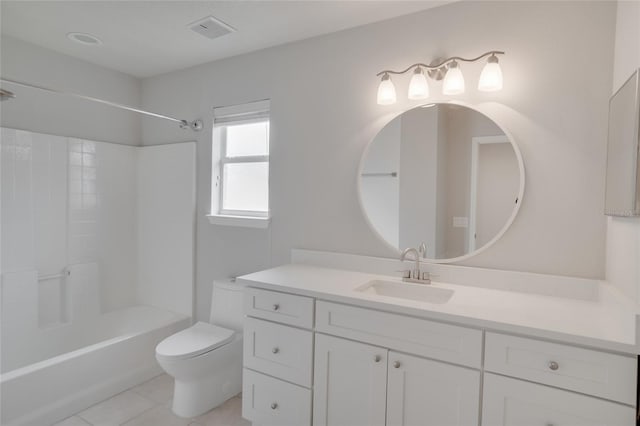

[137,142,195,317]
[1,128,35,272]
[1,128,138,371]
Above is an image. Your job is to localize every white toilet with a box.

[155,279,245,418]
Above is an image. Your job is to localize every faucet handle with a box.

[423,272,440,282]
[395,269,411,279]
[418,243,427,259]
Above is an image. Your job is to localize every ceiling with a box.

[1,1,453,78]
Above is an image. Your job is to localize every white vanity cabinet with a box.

[386,350,480,426]
[313,302,482,426]
[482,332,637,426]
[313,332,481,426]
[482,373,635,426]
[313,334,387,426]
[242,288,315,426]
[242,285,638,426]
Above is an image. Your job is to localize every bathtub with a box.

[0,305,190,426]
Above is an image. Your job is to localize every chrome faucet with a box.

[400,247,431,284]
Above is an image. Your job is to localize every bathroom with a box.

[1,0,639,425]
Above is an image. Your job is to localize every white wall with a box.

[0,36,141,145]
[141,1,616,320]
[137,143,196,317]
[606,0,640,302]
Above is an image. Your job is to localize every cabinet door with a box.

[482,373,635,426]
[386,351,480,426]
[313,334,387,426]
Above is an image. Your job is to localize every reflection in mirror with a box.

[360,103,523,261]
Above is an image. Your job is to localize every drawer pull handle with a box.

[273,303,280,311]
[271,403,278,410]
[393,361,401,368]
[374,355,381,363]
[272,347,279,354]
[548,361,559,371]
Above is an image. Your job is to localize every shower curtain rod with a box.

[0,77,203,131]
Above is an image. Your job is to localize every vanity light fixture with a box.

[442,60,465,95]
[376,73,397,105]
[478,53,503,91]
[376,51,504,105]
[408,67,429,100]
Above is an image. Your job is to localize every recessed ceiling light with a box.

[67,32,102,46]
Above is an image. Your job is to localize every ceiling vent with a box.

[189,15,235,40]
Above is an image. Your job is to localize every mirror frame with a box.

[358,100,525,263]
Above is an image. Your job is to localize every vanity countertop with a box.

[238,263,639,355]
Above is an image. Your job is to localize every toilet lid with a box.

[156,321,235,360]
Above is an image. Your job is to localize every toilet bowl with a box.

[155,279,245,418]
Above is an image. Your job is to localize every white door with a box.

[482,373,635,426]
[386,351,481,426]
[468,135,519,252]
[313,334,387,426]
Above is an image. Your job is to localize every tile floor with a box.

[52,374,250,426]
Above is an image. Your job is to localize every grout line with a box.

[118,402,161,426]
[75,413,93,425]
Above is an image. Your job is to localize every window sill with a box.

[206,214,271,229]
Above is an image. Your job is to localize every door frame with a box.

[468,135,510,253]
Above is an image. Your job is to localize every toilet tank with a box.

[210,279,246,332]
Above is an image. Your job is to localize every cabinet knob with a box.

[271,403,278,410]
[393,361,401,368]
[548,361,559,371]
[273,303,280,311]
[272,347,279,354]
[374,355,381,363]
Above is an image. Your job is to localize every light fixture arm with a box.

[376,50,505,77]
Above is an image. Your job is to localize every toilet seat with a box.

[156,321,235,361]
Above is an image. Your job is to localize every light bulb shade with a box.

[408,68,429,100]
[478,57,503,92]
[377,74,397,105]
[442,62,465,95]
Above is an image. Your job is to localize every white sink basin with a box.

[355,280,454,304]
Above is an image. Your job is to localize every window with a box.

[209,100,270,227]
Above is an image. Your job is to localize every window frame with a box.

[217,119,270,218]
[209,100,271,227]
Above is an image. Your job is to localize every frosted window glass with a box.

[226,122,269,157]
[222,162,269,212]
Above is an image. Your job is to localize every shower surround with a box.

[0,127,195,425]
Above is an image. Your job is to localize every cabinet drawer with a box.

[244,287,314,328]
[484,332,637,404]
[316,301,482,368]
[243,317,313,387]
[482,373,635,426]
[242,368,311,426]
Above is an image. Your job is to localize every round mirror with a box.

[359,103,524,262]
